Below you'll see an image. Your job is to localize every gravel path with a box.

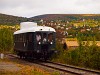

[0,62,21,72]
[0,54,75,75]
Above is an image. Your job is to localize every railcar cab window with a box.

[43,33,47,44]
[36,33,41,44]
[48,33,54,44]
[48,33,53,41]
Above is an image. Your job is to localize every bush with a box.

[52,38,100,70]
[0,28,13,53]
[67,45,100,70]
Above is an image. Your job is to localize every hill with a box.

[0,13,28,25]
[30,14,100,21]
[0,13,100,25]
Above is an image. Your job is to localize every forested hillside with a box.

[0,13,100,25]
[31,14,100,21]
[0,13,28,25]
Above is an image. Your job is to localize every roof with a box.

[66,41,79,47]
[66,41,100,47]
[14,26,56,34]
[20,22,37,29]
[14,22,56,34]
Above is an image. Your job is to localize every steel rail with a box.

[47,61,100,74]
[7,54,100,75]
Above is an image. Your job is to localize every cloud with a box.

[0,0,100,17]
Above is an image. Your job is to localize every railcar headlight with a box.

[50,42,53,44]
[55,50,58,53]
[38,42,41,44]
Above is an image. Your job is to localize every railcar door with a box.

[41,33,48,51]
[41,32,56,60]
[28,33,34,50]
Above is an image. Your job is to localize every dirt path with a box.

[0,62,21,72]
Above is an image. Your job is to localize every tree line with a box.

[0,13,29,25]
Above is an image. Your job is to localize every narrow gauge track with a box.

[7,54,100,75]
[40,61,100,75]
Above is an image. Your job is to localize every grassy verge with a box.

[0,58,60,75]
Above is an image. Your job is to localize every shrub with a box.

[0,28,13,53]
[52,38,100,70]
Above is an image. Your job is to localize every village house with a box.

[65,40,100,49]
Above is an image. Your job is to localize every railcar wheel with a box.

[43,52,47,61]
[19,54,22,59]
[43,55,48,61]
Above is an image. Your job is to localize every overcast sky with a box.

[0,0,100,18]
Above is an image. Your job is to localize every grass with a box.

[0,58,60,75]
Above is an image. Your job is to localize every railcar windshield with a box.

[36,32,54,44]
[43,33,47,43]
[48,33,53,42]
[36,32,41,42]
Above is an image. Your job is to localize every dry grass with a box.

[0,58,57,75]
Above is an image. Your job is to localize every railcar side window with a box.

[19,34,20,42]
[23,34,26,42]
[22,34,25,42]
[29,34,32,42]
[22,34,24,42]
[20,34,22,42]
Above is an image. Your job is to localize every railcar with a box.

[14,22,56,60]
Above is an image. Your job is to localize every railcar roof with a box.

[14,26,56,34]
